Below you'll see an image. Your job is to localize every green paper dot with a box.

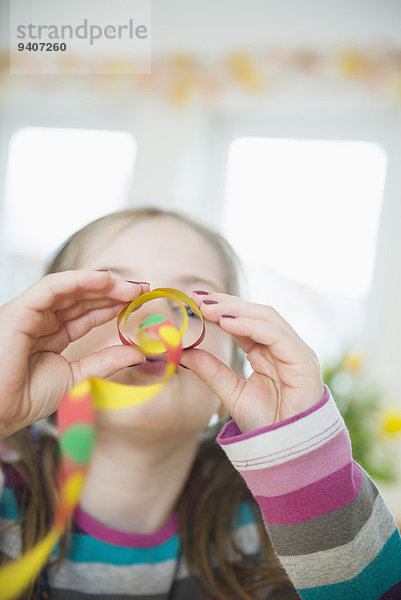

[139,314,166,329]
[59,424,95,465]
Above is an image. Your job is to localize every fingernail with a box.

[179,363,189,370]
[193,290,209,295]
[96,269,109,272]
[126,280,150,285]
[203,300,218,305]
[221,314,236,318]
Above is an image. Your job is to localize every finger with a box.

[192,291,312,355]
[55,297,127,322]
[31,303,127,353]
[16,274,149,340]
[216,315,314,366]
[180,348,245,415]
[191,292,258,354]
[64,303,131,344]
[225,331,255,354]
[70,345,145,385]
[18,270,149,313]
[192,290,294,332]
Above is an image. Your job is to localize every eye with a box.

[186,306,197,318]
[172,304,198,318]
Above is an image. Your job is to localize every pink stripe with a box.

[218,385,330,444]
[255,461,362,524]
[73,506,178,548]
[242,428,351,497]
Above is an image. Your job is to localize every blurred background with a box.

[1,0,401,516]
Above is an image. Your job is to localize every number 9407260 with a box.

[18,42,66,51]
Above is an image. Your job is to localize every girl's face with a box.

[62,217,233,438]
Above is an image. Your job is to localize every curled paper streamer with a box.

[117,287,205,351]
[0,288,204,600]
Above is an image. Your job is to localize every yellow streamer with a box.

[0,527,63,599]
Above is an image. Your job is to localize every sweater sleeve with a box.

[216,385,401,600]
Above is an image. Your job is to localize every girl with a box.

[0,206,400,600]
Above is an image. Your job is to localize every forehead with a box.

[81,217,227,290]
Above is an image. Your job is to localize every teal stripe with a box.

[298,529,401,600]
[234,501,256,529]
[1,489,255,567]
[62,532,180,565]
[0,488,23,521]
[60,501,255,566]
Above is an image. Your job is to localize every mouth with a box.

[146,355,166,363]
[129,354,189,373]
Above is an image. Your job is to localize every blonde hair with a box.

[1,206,295,599]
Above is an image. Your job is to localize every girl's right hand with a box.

[0,270,148,440]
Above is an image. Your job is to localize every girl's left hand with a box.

[180,291,325,434]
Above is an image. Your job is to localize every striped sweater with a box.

[219,385,401,599]
[1,385,400,599]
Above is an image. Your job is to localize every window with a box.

[1,127,136,259]
[223,137,387,359]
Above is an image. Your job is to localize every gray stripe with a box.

[267,471,379,555]
[50,558,179,595]
[51,590,167,600]
[49,520,259,595]
[50,575,205,600]
[0,517,21,558]
[50,580,300,600]
[278,493,397,588]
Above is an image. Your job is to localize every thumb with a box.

[180,348,244,415]
[70,345,145,384]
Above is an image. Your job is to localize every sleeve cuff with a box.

[217,384,331,445]
[216,385,347,471]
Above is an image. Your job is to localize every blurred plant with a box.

[323,348,401,483]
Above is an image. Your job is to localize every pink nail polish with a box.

[126,280,150,285]
[203,300,218,305]
[221,314,235,318]
[193,290,209,295]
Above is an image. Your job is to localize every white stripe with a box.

[232,521,260,556]
[221,393,345,470]
[278,493,397,588]
[233,418,344,470]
